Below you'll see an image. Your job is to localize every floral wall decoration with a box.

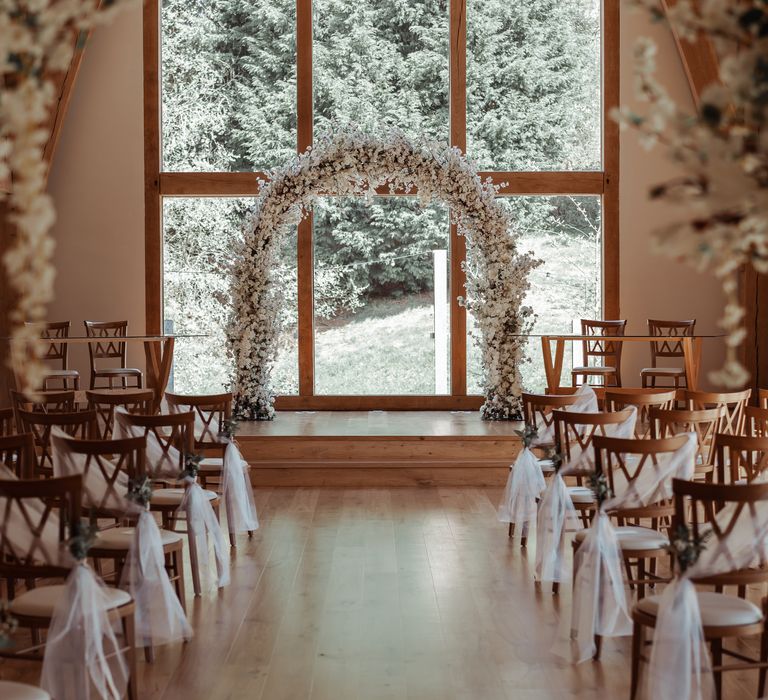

[614,0,768,388]
[0,0,130,394]
[227,129,540,421]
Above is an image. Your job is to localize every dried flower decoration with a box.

[666,523,710,574]
[219,417,239,441]
[0,600,18,649]
[179,452,203,481]
[515,423,539,448]
[68,519,97,562]
[126,475,153,509]
[587,471,613,508]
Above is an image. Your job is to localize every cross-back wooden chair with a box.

[714,434,768,485]
[604,388,677,439]
[522,392,583,448]
[630,479,768,699]
[552,407,635,528]
[571,319,627,388]
[650,407,721,482]
[0,433,36,479]
[83,320,144,389]
[25,321,80,390]
[86,388,154,439]
[0,407,14,436]
[118,410,218,597]
[685,389,751,437]
[746,406,768,438]
[640,319,696,389]
[0,474,138,699]
[10,389,76,418]
[16,409,97,478]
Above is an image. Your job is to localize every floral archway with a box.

[227,130,540,421]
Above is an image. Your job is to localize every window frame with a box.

[143,0,619,409]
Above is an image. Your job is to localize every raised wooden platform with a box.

[237,411,523,486]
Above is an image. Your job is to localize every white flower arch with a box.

[227,130,540,420]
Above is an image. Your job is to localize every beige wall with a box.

[45,4,725,389]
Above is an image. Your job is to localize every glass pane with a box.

[313,197,450,395]
[314,0,449,143]
[163,198,299,394]
[467,196,602,393]
[467,0,601,171]
[161,0,296,171]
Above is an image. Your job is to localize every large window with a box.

[147,0,618,408]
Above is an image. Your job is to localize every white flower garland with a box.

[227,129,540,420]
[1,0,131,393]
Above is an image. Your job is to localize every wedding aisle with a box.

[0,486,761,699]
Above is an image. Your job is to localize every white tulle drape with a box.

[51,429,193,646]
[40,563,129,700]
[571,432,697,662]
[534,405,638,584]
[648,475,768,699]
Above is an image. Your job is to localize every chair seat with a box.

[9,583,131,619]
[575,525,668,550]
[636,591,763,627]
[151,487,218,505]
[93,527,182,550]
[199,457,224,472]
[640,367,685,376]
[0,681,51,700]
[538,458,555,473]
[43,369,79,378]
[567,486,595,504]
[571,366,617,374]
[94,368,143,376]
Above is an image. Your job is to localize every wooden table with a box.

[9,334,177,411]
[539,334,715,392]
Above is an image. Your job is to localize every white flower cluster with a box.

[614,1,768,388]
[0,0,131,393]
[227,128,540,420]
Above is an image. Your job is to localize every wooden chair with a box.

[84,320,143,389]
[640,319,696,389]
[119,410,219,597]
[571,319,627,387]
[0,407,14,436]
[16,409,97,478]
[714,434,768,484]
[522,391,584,449]
[0,475,138,700]
[685,389,751,437]
[650,407,721,481]
[86,388,154,439]
[10,389,76,414]
[54,433,187,638]
[0,433,36,479]
[630,479,768,699]
[746,406,768,438]
[604,388,677,439]
[25,321,80,390]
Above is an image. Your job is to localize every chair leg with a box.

[187,528,202,597]
[172,548,187,612]
[520,522,528,548]
[593,633,602,661]
[637,558,646,600]
[630,621,642,700]
[760,624,768,698]
[711,638,723,700]
[552,581,559,595]
[508,522,514,538]
[123,611,138,700]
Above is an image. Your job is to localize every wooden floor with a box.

[0,487,761,699]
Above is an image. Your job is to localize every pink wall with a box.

[46,4,726,389]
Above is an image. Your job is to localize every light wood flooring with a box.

[1,487,762,699]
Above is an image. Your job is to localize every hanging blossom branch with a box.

[0,0,131,394]
[613,0,768,388]
[227,128,541,421]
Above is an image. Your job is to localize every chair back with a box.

[16,409,97,478]
[684,389,751,436]
[0,474,82,581]
[165,392,232,450]
[746,406,768,438]
[672,478,768,586]
[521,392,583,445]
[86,389,154,439]
[0,408,14,437]
[650,407,721,471]
[25,321,71,370]
[10,389,76,415]
[604,388,676,439]
[594,433,692,522]
[553,407,635,475]
[0,433,36,479]
[647,319,695,366]
[53,434,146,519]
[580,319,626,367]
[84,320,129,371]
[117,411,194,479]
[714,434,768,484]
